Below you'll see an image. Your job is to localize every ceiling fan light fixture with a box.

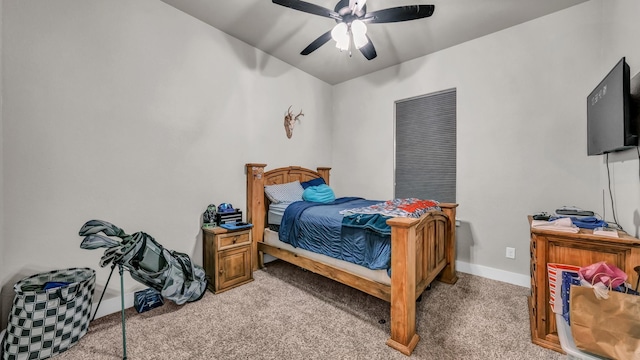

[331,23,350,51]
[351,19,368,49]
[335,36,350,51]
[272,0,434,60]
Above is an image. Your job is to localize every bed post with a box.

[437,203,458,284]
[386,217,420,355]
[246,163,267,271]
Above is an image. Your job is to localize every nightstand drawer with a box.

[218,232,250,250]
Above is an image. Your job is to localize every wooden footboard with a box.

[386,204,457,355]
[246,163,457,356]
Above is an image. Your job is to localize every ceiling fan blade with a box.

[359,35,377,60]
[301,30,333,55]
[362,5,435,24]
[272,0,342,21]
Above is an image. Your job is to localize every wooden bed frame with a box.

[245,163,458,356]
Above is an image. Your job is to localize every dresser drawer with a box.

[218,231,250,250]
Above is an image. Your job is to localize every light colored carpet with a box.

[59,261,564,359]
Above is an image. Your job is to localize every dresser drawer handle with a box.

[232,236,238,244]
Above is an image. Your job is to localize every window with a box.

[395,89,456,203]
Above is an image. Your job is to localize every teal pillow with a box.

[302,184,336,203]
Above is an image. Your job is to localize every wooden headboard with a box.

[245,164,330,267]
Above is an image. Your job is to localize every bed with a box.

[245,163,458,356]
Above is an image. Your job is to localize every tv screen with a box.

[587,57,637,156]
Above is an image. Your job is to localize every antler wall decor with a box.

[284,106,304,139]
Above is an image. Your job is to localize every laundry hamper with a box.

[2,268,95,360]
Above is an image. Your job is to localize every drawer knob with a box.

[233,236,238,244]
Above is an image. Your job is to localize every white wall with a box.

[1,0,332,302]
[332,1,608,279]
[595,0,640,238]
[0,0,4,283]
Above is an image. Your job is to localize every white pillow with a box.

[264,180,304,204]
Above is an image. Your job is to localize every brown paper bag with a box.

[570,285,640,360]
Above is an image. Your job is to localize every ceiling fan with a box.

[272,0,435,60]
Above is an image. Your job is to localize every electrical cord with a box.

[637,146,640,180]
[605,153,624,232]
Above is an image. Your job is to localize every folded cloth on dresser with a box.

[550,216,607,230]
[531,217,579,233]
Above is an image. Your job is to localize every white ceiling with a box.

[161,0,588,85]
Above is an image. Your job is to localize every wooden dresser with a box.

[528,216,640,353]
[202,227,253,294]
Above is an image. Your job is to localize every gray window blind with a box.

[395,89,456,203]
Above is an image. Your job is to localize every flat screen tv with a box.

[587,57,638,156]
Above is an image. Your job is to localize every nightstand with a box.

[202,226,253,293]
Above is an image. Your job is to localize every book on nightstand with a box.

[220,222,253,230]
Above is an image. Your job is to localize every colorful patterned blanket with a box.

[339,198,440,218]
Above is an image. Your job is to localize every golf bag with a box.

[79,220,207,305]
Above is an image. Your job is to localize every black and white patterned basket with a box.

[2,268,95,360]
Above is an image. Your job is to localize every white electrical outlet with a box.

[506,247,516,259]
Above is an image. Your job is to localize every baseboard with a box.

[92,292,136,319]
[456,260,531,288]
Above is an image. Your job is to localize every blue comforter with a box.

[279,197,392,271]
